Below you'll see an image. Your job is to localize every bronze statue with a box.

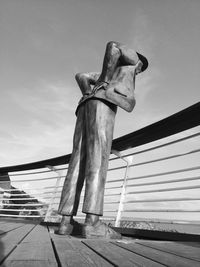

[57,41,148,239]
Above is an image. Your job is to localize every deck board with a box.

[52,238,113,267]
[136,240,200,261]
[114,240,200,267]
[0,222,25,235]
[0,223,36,264]
[2,224,57,267]
[0,219,200,267]
[83,240,164,267]
[178,241,200,248]
[22,224,52,244]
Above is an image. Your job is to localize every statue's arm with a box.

[97,41,148,86]
[75,72,100,95]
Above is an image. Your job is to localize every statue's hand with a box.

[78,93,90,104]
[92,81,109,95]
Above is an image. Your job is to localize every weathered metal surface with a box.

[58,41,148,237]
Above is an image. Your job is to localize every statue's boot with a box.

[83,221,122,239]
[55,218,83,236]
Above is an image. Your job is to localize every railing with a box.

[0,102,200,233]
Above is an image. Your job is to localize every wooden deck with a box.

[0,219,200,267]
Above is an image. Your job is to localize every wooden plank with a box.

[50,231,72,242]
[52,236,112,267]
[0,223,25,235]
[178,241,200,248]
[22,224,51,244]
[3,242,57,267]
[3,224,57,267]
[0,224,36,263]
[2,260,55,267]
[0,221,8,224]
[83,240,164,267]
[113,241,200,267]
[136,240,200,262]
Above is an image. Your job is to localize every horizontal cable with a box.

[4,190,62,197]
[130,148,200,168]
[0,176,66,184]
[109,149,200,172]
[0,197,44,201]
[0,185,64,192]
[127,185,200,195]
[127,175,200,188]
[0,214,42,217]
[0,188,39,192]
[40,196,65,201]
[102,210,118,213]
[0,208,42,212]
[2,193,46,197]
[104,201,120,204]
[125,197,200,203]
[79,201,120,205]
[106,170,200,184]
[42,195,61,199]
[0,191,61,197]
[9,166,68,177]
[105,185,122,190]
[124,209,200,212]
[128,166,200,181]
[0,203,46,207]
[106,178,124,184]
[9,169,54,176]
[104,193,121,197]
[110,132,200,161]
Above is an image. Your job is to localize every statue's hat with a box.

[137,53,148,72]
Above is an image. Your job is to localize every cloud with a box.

[122,7,165,126]
[129,7,156,58]
[0,80,81,166]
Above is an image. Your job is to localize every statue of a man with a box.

[57,41,148,239]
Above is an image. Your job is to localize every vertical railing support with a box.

[44,166,62,222]
[111,150,133,227]
[0,172,11,207]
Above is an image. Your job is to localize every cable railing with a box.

[0,102,199,232]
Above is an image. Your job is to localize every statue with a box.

[56,41,148,239]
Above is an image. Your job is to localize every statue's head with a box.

[136,53,148,74]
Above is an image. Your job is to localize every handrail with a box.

[0,102,199,174]
[112,102,200,151]
[0,102,200,228]
[110,132,200,160]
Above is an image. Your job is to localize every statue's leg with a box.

[82,99,121,239]
[56,105,87,234]
[82,99,116,216]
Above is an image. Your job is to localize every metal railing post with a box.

[44,165,62,222]
[112,150,133,227]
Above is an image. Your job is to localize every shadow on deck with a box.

[0,218,200,267]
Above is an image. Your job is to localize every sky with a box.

[0,0,199,167]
